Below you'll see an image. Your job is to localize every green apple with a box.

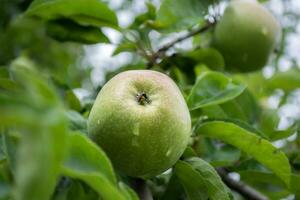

[212,0,281,72]
[88,70,191,178]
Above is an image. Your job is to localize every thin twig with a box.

[131,178,153,200]
[147,21,216,68]
[217,168,268,200]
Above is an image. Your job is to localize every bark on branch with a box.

[217,168,268,200]
[147,21,216,68]
[132,178,153,200]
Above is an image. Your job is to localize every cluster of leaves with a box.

[0,0,300,200]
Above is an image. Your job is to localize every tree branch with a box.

[131,178,153,200]
[217,168,268,200]
[147,21,216,68]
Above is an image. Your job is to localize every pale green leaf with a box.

[186,157,231,200]
[61,133,126,200]
[154,0,211,32]
[174,160,208,200]
[195,121,291,186]
[187,72,246,110]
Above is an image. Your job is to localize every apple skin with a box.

[88,70,191,178]
[212,0,281,72]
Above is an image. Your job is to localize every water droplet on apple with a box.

[133,122,140,136]
[261,27,268,35]
[166,149,171,157]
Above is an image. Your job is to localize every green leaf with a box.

[175,159,231,200]
[0,168,10,199]
[195,121,291,186]
[52,179,98,200]
[0,78,17,90]
[65,110,87,133]
[3,133,18,172]
[65,90,82,112]
[219,89,259,124]
[63,132,116,184]
[0,68,9,78]
[186,158,231,200]
[130,2,156,29]
[154,0,211,32]
[240,171,300,196]
[119,182,139,200]
[194,89,260,127]
[186,48,225,70]
[15,113,68,200]
[26,0,118,28]
[0,63,69,200]
[113,42,137,56]
[174,161,208,200]
[187,72,246,110]
[161,173,184,200]
[204,141,241,167]
[267,67,300,92]
[61,133,126,200]
[46,19,110,44]
[258,109,297,141]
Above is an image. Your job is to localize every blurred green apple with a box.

[88,70,191,178]
[212,0,281,72]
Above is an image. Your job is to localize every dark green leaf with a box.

[46,19,110,44]
[161,173,184,200]
[26,0,118,28]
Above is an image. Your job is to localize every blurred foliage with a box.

[0,0,299,200]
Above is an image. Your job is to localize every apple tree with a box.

[0,0,299,200]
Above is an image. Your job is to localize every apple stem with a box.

[136,92,151,105]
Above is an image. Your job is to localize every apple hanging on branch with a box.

[212,0,281,72]
[88,70,191,178]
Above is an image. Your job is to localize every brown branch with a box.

[147,21,216,68]
[217,168,268,200]
[131,178,153,200]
